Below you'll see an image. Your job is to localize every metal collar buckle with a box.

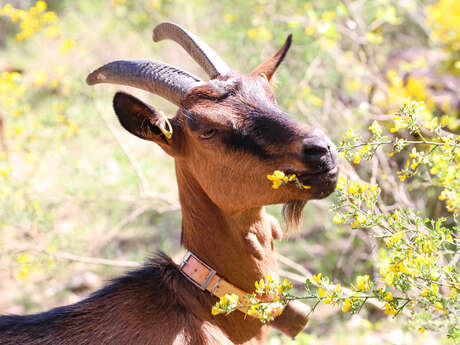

[179,251,216,291]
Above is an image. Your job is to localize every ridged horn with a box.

[153,22,230,79]
[86,59,201,106]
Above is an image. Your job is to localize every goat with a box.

[0,22,338,345]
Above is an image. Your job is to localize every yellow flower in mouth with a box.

[267,170,312,190]
[266,170,296,189]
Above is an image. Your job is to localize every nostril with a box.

[301,136,331,168]
[303,146,328,157]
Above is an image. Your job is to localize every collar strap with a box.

[179,251,254,316]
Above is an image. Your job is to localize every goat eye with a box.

[200,128,216,139]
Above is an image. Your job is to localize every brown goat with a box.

[0,22,338,345]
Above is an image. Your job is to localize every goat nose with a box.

[301,131,335,172]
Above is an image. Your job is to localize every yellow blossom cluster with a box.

[385,231,404,248]
[384,70,436,114]
[266,170,311,190]
[340,100,460,212]
[266,170,295,189]
[426,0,460,51]
[254,275,292,300]
[246,301,284,321]
[211,275,291,322]
[15,252,40,280]
[0,1,59,41]
[0,72,25,111]
[211,293,239,316]
[355,275,370,291]
[1,2,76,53]
[332,176,380,228]
[248,26,273,40]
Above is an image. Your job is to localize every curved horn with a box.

[86,59,201,106]
[153,22,230,79]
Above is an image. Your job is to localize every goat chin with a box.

[282,200,307,232]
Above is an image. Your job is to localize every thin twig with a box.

[89,204,153,253]
[56,252,140,268]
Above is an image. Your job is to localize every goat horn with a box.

[86,59,201,106]
[153,22,230,79]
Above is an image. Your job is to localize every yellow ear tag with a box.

[260,72,278,89]
[260,72,269,83]
[155,111,173,139]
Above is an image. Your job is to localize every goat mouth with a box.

[288,166,339,196]
[298,166,338,179]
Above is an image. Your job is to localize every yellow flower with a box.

[246,305,258,316]
[333,213,345,224]
[16,264,31,280]
[35,1,47,12]
[384,302,397,315]
[223,13,234,23]
[380,268,394,285]
[266,170,296,189]
[318,287,327,297]
[304,25,315,36]
[355,275,370,291]
[321,11,336,22]
[17,253,31,263]
[347,182,359,195]
[353,152,361,164]
[368,121,382,136]
[40,11,57,23]
[43,24,61,39]
[342,298,352,312]
[309,95,323,107]
[59,38,76,54]
[434,301,444,312]
[0,167,10,177]
[257,27,272,40]
[418,327,424,334]
[384,292,393,301]
[150,0,162,9]
[385,231,404,248]
[355,214,367,225]
[324,297,333,304]
[312,273,322,284]
[211,306,221,315]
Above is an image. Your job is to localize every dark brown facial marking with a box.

[221,128,270,159]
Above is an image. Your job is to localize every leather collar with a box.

[179,251,254,316]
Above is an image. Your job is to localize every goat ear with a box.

[250,34,292,81]
[113,92,180,153]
